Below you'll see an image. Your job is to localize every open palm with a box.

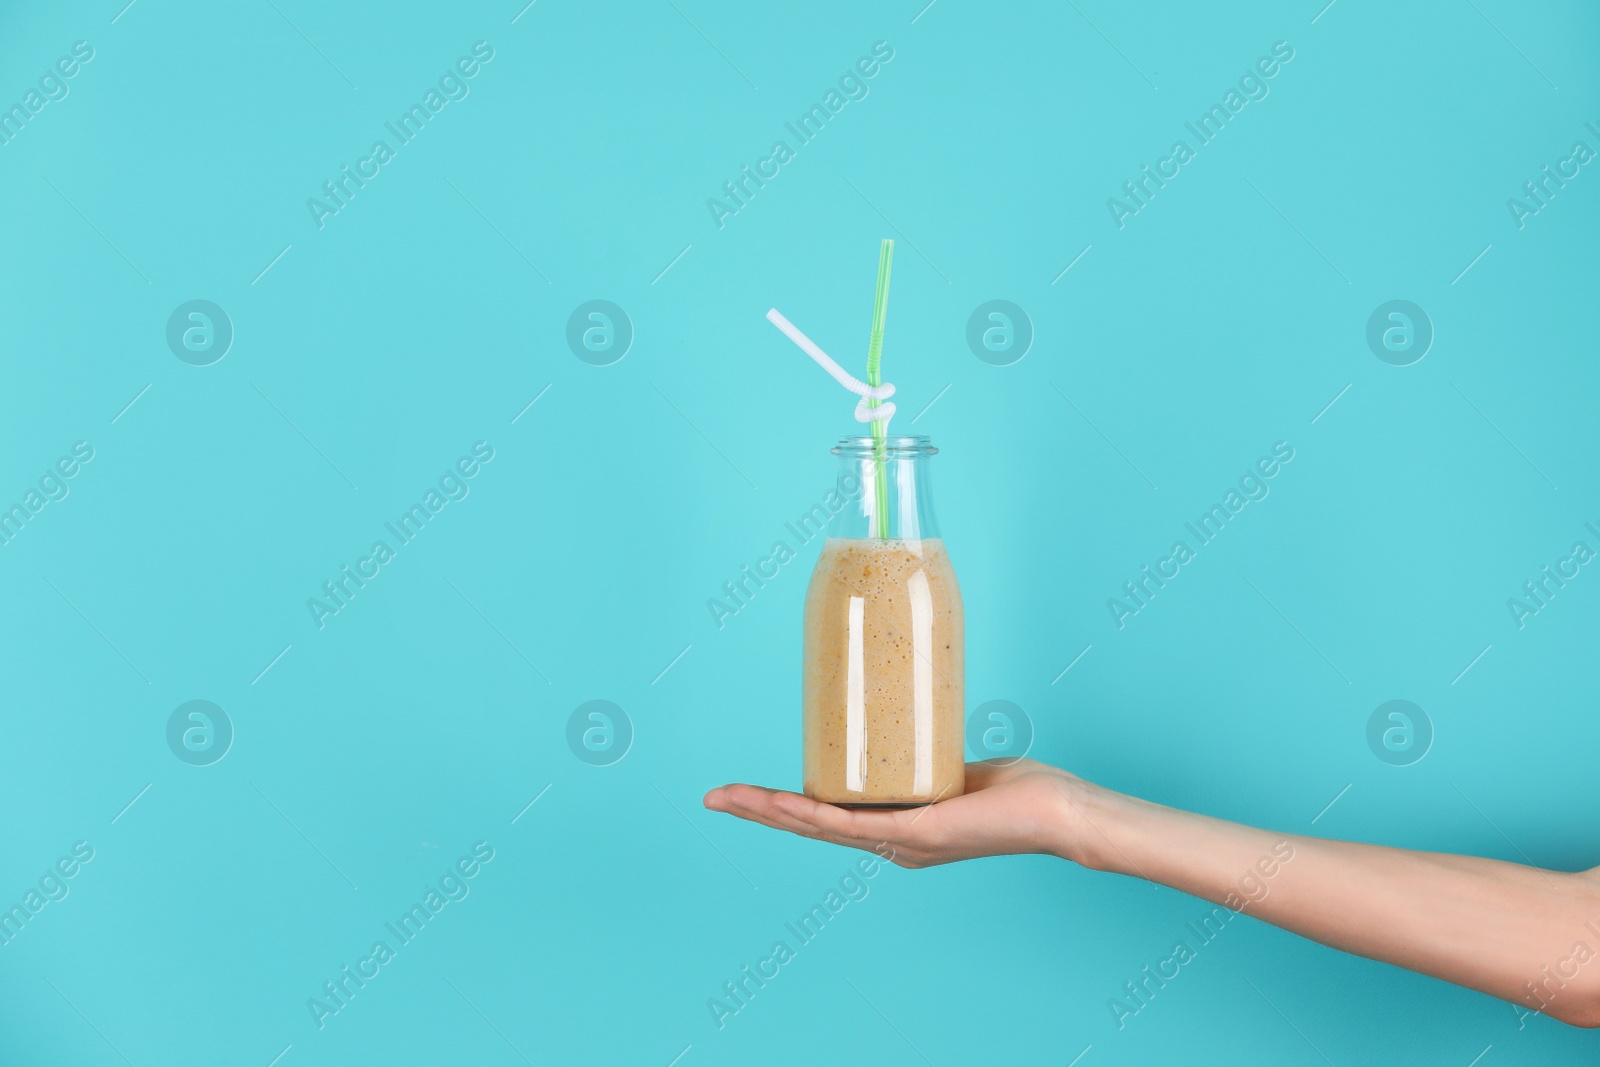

[703,759,1084,868]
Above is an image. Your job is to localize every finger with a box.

[709,785,930,858]
[706,784,797,818]
[710,785,807,830]
[769,790,911,846]
[703,785,742,812]
[713,787,890,853]
[713,785,855,845]
[724,790,832,839]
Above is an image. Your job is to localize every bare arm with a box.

[705,760,1600,1028]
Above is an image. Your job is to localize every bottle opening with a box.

[832,434,937,457]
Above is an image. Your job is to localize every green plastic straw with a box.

[864,239,894,539]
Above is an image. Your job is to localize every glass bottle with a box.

[802,435,965,807]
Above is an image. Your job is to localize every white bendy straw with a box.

[765,308,896,427]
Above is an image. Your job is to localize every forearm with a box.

[1056,781,1600,1027]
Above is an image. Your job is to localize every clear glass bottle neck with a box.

[828,435,941,541]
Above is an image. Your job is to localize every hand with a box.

[703,758,1087,868]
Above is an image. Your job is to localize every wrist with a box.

[1046,774,1126,871]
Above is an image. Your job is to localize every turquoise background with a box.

[3,0,1599,1063]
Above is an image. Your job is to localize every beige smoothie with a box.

[802,537,965,806]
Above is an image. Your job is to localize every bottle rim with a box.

[832,434,937,456]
